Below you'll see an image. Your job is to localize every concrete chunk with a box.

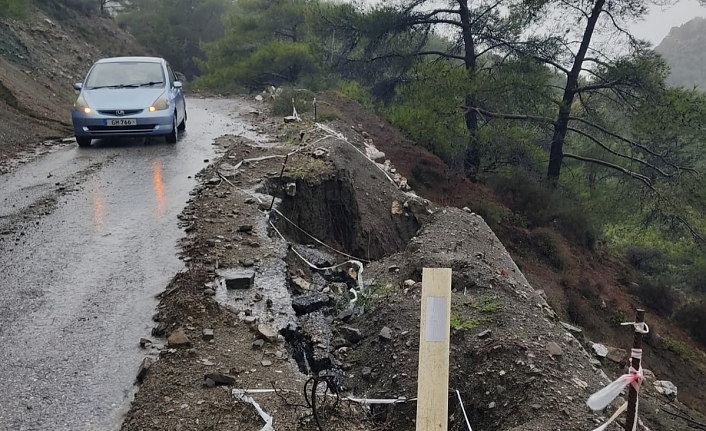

[223,270,255,290]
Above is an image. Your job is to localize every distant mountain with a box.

[656,17,706,89]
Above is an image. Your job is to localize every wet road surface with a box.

[0,98,258,431]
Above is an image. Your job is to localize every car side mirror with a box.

[173,81,183,89]
[73,82,83,91]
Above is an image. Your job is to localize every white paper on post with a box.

[425,296,448,342]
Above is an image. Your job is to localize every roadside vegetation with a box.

[19,0,706,363]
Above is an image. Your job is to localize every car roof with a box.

[95,56,165,64]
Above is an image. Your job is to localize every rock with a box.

[589,358,602,368]
[654,380,678,400]
[204,373,235,386]
[560,322,583,337]
[606,347,628,363]
[204,378,216,387]
[332,338,349,349]
[204,288,216,296]
[291,276,311,292]
[244,316,258,325]
[488,402,496,409]
[341,326,362,343]
[239,225,253,233]
[285,183,297,197]
[241,258,255,268]
[592,343,609,358]
[388,265,400,273]
[136,357,153,383]
[255,95,264,102]
[547,341,563,358]
[312,149,327,159]
[261,360,272,367]
[207,177,220,185]
[257,324,278,342]
[292,292,331,316]
[643,369,656,383]
[379,326,393,340]
[139,338,152,348]
[252,339,265,349]
[477,329,492,339]
[391,201,403,215]
[202,329,214,341]
[224,270,255,290]
[167,328,192,348]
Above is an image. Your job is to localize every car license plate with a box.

[106,119,137,126]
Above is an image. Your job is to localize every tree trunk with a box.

[547,0,605,184]
[458,0,480,178]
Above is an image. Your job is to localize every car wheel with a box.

[177,111,186,131]
[76,136,92,147]
[166,114,178,144]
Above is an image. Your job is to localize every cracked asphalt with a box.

[0,97,259,431]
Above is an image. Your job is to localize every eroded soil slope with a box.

[0,3,147,162]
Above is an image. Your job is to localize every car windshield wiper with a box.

[136,81,164,87]
[88,84,139,89]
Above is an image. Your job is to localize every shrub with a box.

[469,199,521,233]
[0,0,29,17]
[674,302,706,346]
[626,246,666,274]
[530,227,571,270]
[631,276,679,317]
[661,336,688,356]
[271,88,315,116]
[488,169,598,250]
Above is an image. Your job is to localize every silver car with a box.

[71,56,187,147]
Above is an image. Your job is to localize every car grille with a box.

[86,124,158,133]
[97,109,144,116]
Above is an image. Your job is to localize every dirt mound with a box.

[0,3,148,161]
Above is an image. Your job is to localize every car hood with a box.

[81,88,167,110]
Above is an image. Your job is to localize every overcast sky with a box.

[357,0,706,47]
[630,0,706,45]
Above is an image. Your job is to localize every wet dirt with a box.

[0,97,261,431]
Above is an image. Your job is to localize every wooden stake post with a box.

[625,309,645,431]
[416,268,452,431]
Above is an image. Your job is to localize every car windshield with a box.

[85,61,166,89]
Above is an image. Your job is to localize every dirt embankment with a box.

[0,2,147,166]
[121,97,704,431]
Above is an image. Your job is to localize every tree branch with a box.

[364,51,466,63]
[567,126,672,177]
[465,106,557,124]
[568,116,690,172]
[563,153,654,189]
[573,79,622,93]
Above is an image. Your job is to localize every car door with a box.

[166,63,185,123]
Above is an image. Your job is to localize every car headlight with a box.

[149,95,170,112]
[74,95,92,114]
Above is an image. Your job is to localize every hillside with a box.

[656,16,706,88]
[0,1,147,161]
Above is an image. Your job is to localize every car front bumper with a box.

[72,109,173,138]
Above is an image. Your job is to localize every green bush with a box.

[674,301,706,346]
[661,336,688,356]
[271,88,315,116]
[531,227,571,270]
[488,170,598,250]
[626,246,666,275]
[631,276,679,317]
[0,0,29,17]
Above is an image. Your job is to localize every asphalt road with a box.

[0,97,257,431]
